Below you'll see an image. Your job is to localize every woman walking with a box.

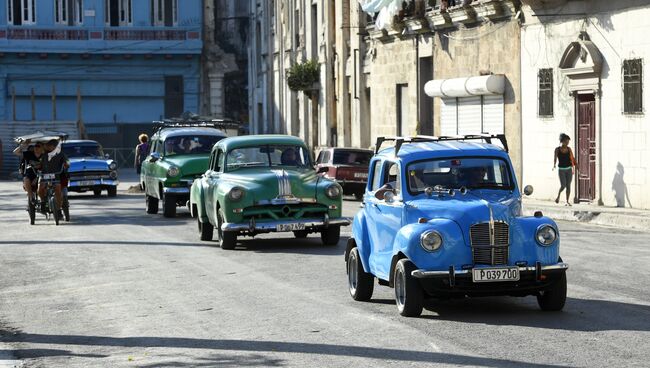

[553,133,577,206]
[134,134,149,175]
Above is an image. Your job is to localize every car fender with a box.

[510,216,560,265]
[190,180,208,222]
[388,219,467,282]
[351,209,372,273]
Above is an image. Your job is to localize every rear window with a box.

[333,150,372,166]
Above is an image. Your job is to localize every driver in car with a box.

[458,166,488,187]
[38,139,68,215]
[280,148,299,165]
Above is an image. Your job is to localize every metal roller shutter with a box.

[457,96,482,135]
[440,98,457,136]
[482,95,504,134]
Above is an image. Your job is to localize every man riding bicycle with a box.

[13,140,44,204]
[38,139,68,214]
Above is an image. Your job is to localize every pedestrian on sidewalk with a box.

[134,134,149,175]
[553,133,576,206]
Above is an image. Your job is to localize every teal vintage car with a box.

[141,125,227,217]
[190,135,350,249]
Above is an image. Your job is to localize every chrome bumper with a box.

[411,262,569,279]
[222,217,351,233]
[163,187,190,194]
[69,179,119,187]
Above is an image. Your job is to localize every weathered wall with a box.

[432,20,522,181]
[521,0,650,209]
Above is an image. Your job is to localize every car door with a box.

[142,138,159,197]
[365,160,404,279]
[205,149,224,225]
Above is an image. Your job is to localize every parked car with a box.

[345,135,568,317]
[316,147,374,199]
[190,135,350,249]
[141,123,228,217]
[62,140,118,197]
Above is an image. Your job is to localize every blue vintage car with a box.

[346,135,568,317]
[62,140,119,197]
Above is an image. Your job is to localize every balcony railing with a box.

[104,29,187,41]
[6,28,89,40]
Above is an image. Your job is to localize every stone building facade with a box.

[250,0,522,180]
[520,0,650,209]
[201,0,249,121]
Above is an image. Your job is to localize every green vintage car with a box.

[190,135,350,249]
[141,126,227,217]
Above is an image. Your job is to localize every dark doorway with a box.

[164,0,174,26]
[418,56,433,135]
[108,0,119,27]
[576,94,596,202]
[164,76,184,119]
[12,0,22,25]
[396,84,409,136]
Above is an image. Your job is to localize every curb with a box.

[523,206,650,232]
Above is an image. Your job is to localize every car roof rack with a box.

[375,134,509,155]
[153,118,242,133]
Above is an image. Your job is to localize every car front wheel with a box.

[321,225,340,246]
[347,247,374,301]
[537,273,567,311]
[217,210,237,250]
[162,193,176,218]
[198,217,213,241]
[394,259,424,317]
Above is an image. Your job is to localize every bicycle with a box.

[29,170,70,226]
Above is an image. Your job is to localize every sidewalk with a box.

[523,198,650,232]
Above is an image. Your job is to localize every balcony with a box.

[0,26,202,54]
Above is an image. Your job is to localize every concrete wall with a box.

[521,0,650,209]
[432,20,522,181]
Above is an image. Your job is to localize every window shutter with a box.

[482,95,504,134]
[457,96,482,135]
[440,98,457,136]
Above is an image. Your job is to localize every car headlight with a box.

[109,170,118,179]
[536,224,557,246]
[325,184,341,199]
[108,162,117,171]
[228,187,245,201]
[167,166,180,177]
[420,230,443,252]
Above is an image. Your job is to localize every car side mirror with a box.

[384,191,396,203]
[149,152,161,163]
[317,166,328,174]
[523,185,534,196]
[104,153,110,159]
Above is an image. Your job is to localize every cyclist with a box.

[38,139,68,214]
[13,140,44,204]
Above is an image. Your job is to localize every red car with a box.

[316,148,373,199]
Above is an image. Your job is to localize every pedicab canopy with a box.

[14,131,69,144]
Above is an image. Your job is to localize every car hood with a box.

[68,158,111,172]
[406,190,522,229]
[162,154,210,177]
[221,167,322,201]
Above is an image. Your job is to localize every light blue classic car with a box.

[62,140,119,197]
[346,135,568,317]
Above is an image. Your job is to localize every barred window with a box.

[623,59,643,114]
[538,68,553,117]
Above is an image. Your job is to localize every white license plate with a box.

[354,172,368,179]
[41,174,55,180]
[78,180,96,186]
[276,223,306,232]
[472,267,520,283]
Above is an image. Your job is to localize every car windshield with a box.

[163,135,223,156]
[332,150,372,166]
[63,144,103,158]
[226,145,311,171]
[406,157,513,193]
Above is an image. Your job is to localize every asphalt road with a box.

[0,176,648,367]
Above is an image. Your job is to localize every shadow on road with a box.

[5,348,107,359]
[422,296,650,332]
[3,333,565,368]
[232,236,348,256]
[0,240,206,248]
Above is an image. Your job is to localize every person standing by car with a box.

[553,133,577,206]
[13,140,43,203]
[39,139,67,214]
[134,134,149,174]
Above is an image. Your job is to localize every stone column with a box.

[208,72,224,117]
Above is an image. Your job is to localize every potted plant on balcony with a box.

[287,60,320,96]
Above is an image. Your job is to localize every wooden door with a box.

[577,94,596,201]
[164,76,184,119]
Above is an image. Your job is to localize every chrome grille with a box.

[470,222,510,265]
